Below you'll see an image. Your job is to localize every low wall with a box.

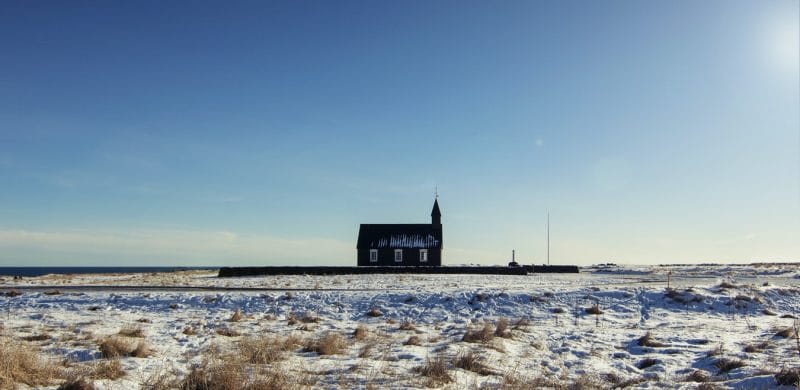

[525,265,580,273]
[218,266,527,277]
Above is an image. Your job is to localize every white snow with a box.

[1,264,799,389]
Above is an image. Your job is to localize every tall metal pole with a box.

[547,212,550,266]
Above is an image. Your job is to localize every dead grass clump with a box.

[462,323,494,344]
[136,318,152,323]
[637,332,666,347]
[118,325,145,338]
[0,338,61,388]
[90,359,126,380]
[775,327,796,338]
[57,378,95,390]
[684,370,710,383]
[299,312,320,323]
[183,326,197,336]
[399,321,416,331]
[415,355,451,386]
[775,368,800,386]
[304,332,346,355]
[238,335,301,364]
[743,340,772,353]
[718,281,737,289]
[585,305,603,315]
[43,290,62,296]
[4,289,23,297]
[494,318,511,338]
[453,350,492,375]
[404,336,422,346]
[287,314,298,325]
[358,342,374,358]
[512,317,530,330]
[229,309,243,322]
[215,328,240,337]
[367,307,383,317]
[552,307,566,314]
[98,337,150,358]
[636,358,659,369]
[352,324,369,340]
[714,358,745,374]
[22,333,51,342]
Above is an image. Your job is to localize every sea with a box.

[0,267,216,277]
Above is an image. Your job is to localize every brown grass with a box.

[89,359,126,380]
[718,281,737,289]
[367,307,383,317]
[462,323,494,343]
[117,325,145,338]
[637,332,666,347]
[215,328,241,337]
[0,338,61,388]
[714,358,745,374]
[399,321,416,331]
[57,378,95,390]
[453,349,493,375]
[303,332,347,355]
[43,290,62,296]
[404,336,422,346]
[239,335,300,364]
[775,368,800,386]
[182,326,197,336]
[494,317,511,338]
[3,289,23,297]
[229,309,243,322]
[415,355,451,386]
[585,305,603,315]
[98,337,150,358]
[22,333,51,342]
[775,327,796,338]
[352,324,369,340]
[743,340,772,353]
[684,370,710,383]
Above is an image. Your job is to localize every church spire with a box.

[431,197,441,226]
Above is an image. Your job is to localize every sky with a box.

[0,0,798,266]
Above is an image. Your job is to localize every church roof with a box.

[357,224,443,249]
[431,198,441,217]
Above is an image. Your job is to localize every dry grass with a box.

[512,317,530,330]
[637,332,666,348]
[636,358,659,369]
[399,321,416,331]
[229,309,243,322]
[684,370,710,383]
[404,336,422,346]
[22,333,51,342]
[415,355,451,386]
[352,324,369,340]
[775,327,796,338]
[215,328,241,337]
[43,290,62,296]
[178,360,301,390]
[182,326,197,336]
[494,317,511,338]
[462,323,494,344]
[117,325,145,338]
[98,337,151,358]
[303,332,347,355]
[57,378,95,390]
[743,340,772,353]
[89,359,126,380]
[718,281,737,289]
[453,349,493,375]
[3,289,23,297]
[0,338,61,388]
[367,307,383,317]
[585,305,603,315]
[775,368,800,386]
[714,358,745,374]
[239,335,301,364]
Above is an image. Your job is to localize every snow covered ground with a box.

[1,264,799,389]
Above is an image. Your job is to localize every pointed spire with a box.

[431,197,441,226]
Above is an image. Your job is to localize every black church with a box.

[356,198,443,266]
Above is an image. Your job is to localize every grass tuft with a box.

[303,332,347,355]
[415,355,451,386]
[462,323,494,344]
[714,358,745,374]
[637,332,666,347]
[352,324,369,340]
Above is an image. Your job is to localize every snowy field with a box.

[1,264,799,389]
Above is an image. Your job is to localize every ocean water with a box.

[0,267,215,277]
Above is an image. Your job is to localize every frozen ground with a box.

[1,263,799,389]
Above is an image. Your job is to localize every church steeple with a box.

[431,197,441,226]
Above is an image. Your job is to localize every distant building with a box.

[356,198,443,266]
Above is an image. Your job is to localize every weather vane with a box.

[435,185,438,199]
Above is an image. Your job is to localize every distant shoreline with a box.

[0,266,217,277]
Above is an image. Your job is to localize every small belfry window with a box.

[420,249,428,262]
[394,249,403,262]
[369,249,378,262]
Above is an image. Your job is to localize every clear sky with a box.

[0,0,798,266]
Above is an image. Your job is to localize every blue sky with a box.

[0,0,798,266]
